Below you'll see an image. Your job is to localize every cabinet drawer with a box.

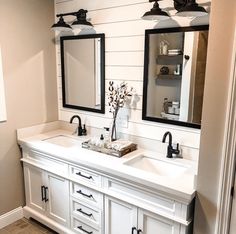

[72,216,101,234]
[71,182,103,209]
[69,165,101,187]
[104,178,177,218]
[71,198,102,229]
[26,150,68,176]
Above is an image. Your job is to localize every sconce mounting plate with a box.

[173,0,187,11]
[148,0,188,11]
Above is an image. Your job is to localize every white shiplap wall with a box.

[54,0,210,149]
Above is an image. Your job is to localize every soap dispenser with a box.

[104,127,110,145]
[99,134,105,148]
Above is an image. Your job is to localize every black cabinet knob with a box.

[184,55,190,60]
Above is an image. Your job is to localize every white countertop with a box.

[17,124,197,203]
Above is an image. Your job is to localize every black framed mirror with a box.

[142,25,209,129]
[60,33,105,113]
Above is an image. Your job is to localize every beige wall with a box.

[194,0,236,233]
[0,0,57,215]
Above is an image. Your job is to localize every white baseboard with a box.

[0,207,23,229]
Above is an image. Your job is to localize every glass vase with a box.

[111,108,119,142]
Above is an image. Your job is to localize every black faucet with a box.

[70,115,83,136]
[162,131,180,158]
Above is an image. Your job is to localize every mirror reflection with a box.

[61,34,105,113]
[142,26,209,128]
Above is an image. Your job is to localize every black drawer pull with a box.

[76,172,93,180]
[77,208,93,217]
[137,229,142,234]
[77,225,93,234]
[45,187,49,202]
[41,186,45,201]
[77,190,93,199]
[132,227,137,234]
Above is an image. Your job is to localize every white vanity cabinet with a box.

[24,164,70,227]
[20,145,194,234]
[24,165,45,214]
[105,196,182,234]
[104,178,193,234]
[46,171,70,226]
[138,209,183,234]
[105,196,138,234]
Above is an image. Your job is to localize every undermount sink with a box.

[43,135,82,148]
[124,155,190,177]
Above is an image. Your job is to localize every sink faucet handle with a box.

[82,124,87,136]
[173,143,180,153]
[176,143,179,151]
[173,143,182,158]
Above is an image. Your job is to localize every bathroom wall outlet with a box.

[117,115,129,128]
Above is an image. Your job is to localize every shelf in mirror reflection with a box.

[156,54,183,65]
[156,74,182,80]
[160,112,179,121]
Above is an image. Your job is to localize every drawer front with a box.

[104,178,177,218]
[71,199,102,229]
[72,216,101,234]
[71,182,103,209]
[70,165,101,187]
[27,150,68,176]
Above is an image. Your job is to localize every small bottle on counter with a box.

[104,127,110,140]
[98,134,105,148]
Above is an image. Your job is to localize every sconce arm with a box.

[173,0,187,10]
[56,9,88,18]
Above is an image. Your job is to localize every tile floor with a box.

[0,218,58,234]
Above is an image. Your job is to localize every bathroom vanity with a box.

[18,121,196,234]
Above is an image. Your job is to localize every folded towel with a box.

[106,139,133,151]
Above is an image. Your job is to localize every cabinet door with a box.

[138,209,180,234]
[105,196,137,234]
[45,172,70,227]
[23,165,45,214]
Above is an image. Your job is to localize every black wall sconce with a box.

[142,0,208,21]
[51,9,93,32]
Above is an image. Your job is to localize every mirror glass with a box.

[142,26,209,128]
[60,34,105,113]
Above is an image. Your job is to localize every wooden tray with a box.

[82,140,137,157]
